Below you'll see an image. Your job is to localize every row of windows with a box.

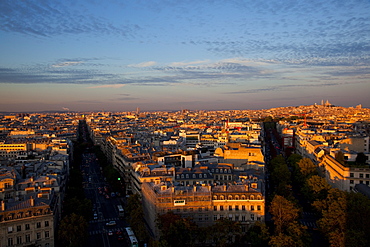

[213,214,261,222]
[7,231,50,246]
[350,180,370,185]
[213,195,262,200]
[349,173,370,178]
[6,209,51,220]
[176,173,209,179]
[8,221,49,233]
[211,169,231,173]
[214,205,262,211]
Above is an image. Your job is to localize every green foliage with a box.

[313,188,347,247]
[208,218,242,247]
[307,175,331,202]
[63,197,92,221]
[287,153,302,167]
[355,152,367,165]
[297,158,317,178]
[244,221,270,247]
[58,213,88,247]
[156,212,198,247]
[345,192,370,247]
[334,151,345,165]
[269,195,309,247]
[126,194,150,243]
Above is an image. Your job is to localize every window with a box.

[25,234,30,243]
[257,217,261,221]
[350,173,354,177]
[37,222,41,228]
[17,236,22,245]
[45,221,49,227]
[37,232,41,240]
[8,226,13,233]
[214,215,218,221]
[229,205,232,211]
[235,205,239,211]
[220,215,224,219]
[17,225,21,232]
[198,207,202,212]
[220,206,224,211]
[25,224,30,230]
[214,206,217,211]
[251,205,255,211]
[366,174,369,178]
[8,238,13,246]
[257,205,261,211]
[235,215,239,221]
[360,173,364,178]
[350,180,354,184]
[251,214,255,220]
[241,215,246,221]
[45,231,50,238]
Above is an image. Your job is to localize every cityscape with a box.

[0,101,370,246]
[1,0,370,247]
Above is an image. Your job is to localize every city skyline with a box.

[1,0,369,112]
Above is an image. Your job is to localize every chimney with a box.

[193,186,197,192]
[30,196,34,207]
[223,185,227,191]
[1,201,5,211]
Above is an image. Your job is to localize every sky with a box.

[0,0,369,112]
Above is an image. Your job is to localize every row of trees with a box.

[56,122,92,247]
[268,154,370,247]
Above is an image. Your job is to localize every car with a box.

[117,235,124,241]
[106,221,116,226]
[93,213,98,220]
[108,230,113,236]
[116,230,122,235]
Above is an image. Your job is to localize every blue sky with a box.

[0,0,369,112]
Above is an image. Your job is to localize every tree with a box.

[313,188,346,247]
[269,195,309,247]
[355,152,367,165]
[58,213,88,247]
[307,175,331,202]
[126,194,149,243]
[244,221,270,247]
[345,192,370,247]
[156,212,198,247]
[269,195,300,234]
[335,151,345,165]
[287,154,302,167]
[208,218,242,247]
[297,158,317,178]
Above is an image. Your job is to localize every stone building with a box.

[142,178,265,240]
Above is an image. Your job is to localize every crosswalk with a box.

[89,227,125,235]
[89,217,119,224]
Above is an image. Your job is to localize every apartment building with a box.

[320,154,370,191]
[142,180,265,239]
[0,197,55,247]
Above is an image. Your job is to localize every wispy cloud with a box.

[52,61,83,67]
[128,61,157,68]
[0,1,138,38]
[88,84,126,89]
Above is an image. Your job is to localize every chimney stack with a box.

[1,201,5,211]
[30,196,34,207]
